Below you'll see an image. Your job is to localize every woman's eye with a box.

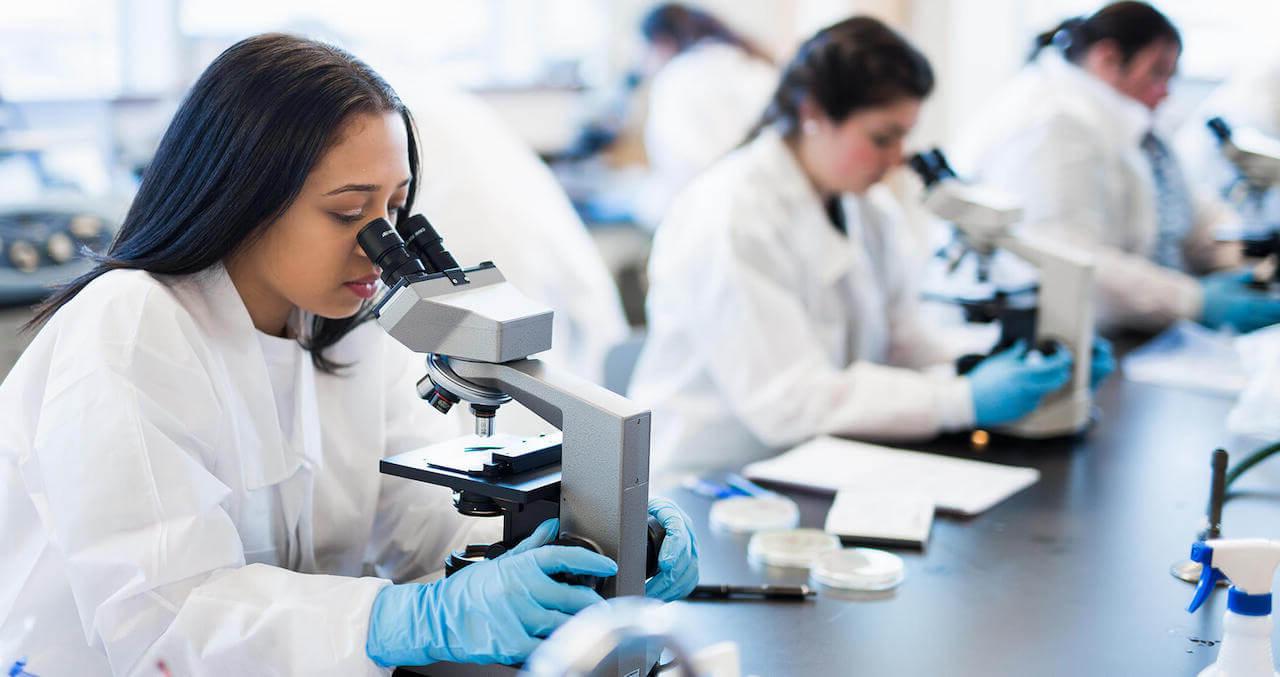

[333,212,364,224]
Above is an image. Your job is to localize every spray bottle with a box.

[1187,539,1280,676]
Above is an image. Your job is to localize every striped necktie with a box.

[1140,131,1195,270]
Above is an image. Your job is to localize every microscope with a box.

[1206,117,1280,289]
[909,149,1095,438]
[357,214,661,676]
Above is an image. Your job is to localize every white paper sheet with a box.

[1122,320,1247,396]
[743,436,1039,516]
[824,489,934,548]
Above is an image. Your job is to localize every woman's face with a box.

[799,97,921,196]
[227,111,411,335]
[1088,39,1180,110]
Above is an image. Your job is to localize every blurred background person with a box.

[951,1,1280,335]
[405,80,630,388]
[629,16,1084,476]
[634,3,779,228]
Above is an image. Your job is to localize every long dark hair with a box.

[26,33,419,373]
[640,3,772,63]
[746,16,933,141]
[1030,1,1181,64]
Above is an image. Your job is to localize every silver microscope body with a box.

[1207,117,1280,288]
[358,215,654,676]
[910,149,1095,438]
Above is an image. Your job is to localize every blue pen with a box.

[7,657,35,677]
[681,477,738,500]
[725,473,771,497]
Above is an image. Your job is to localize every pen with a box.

[724,473,771,497]
[688,584,815,600]
[682,477,740,500]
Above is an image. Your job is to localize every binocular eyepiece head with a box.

[908,147,958,188]
[1206,117,1232,144]
[357,214,464,290]
[357,217,426,288]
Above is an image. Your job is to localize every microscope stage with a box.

[380,432,562,504]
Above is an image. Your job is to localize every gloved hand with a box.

[366,519,616,667]
[967,339,1074,427]
[1090,337,1116,390]
[645,497,699,601]
[1200,269,1280,333]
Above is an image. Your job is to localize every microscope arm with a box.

[448,357,652,600]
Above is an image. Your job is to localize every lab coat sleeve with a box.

[679,207,974,448]
[367,336,496,582]
[995,115,1205,331]
[28,286,387,676]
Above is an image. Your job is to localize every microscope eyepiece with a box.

[357,218,426,287]
[908,147,957,187]
[930,149,957,179]
[400,213,461,274]
[1207,117,1232,144]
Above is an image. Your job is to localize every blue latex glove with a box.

[1090,337,1116,390]
[645,497,699,601]
[1200,269,1280,333]
[366,519,616,667]
[968,339,1074,427]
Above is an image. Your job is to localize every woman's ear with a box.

[1082,39,1125,81]
[797,98,824,136]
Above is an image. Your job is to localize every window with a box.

[0,2,122,101]
[178,0,612,89]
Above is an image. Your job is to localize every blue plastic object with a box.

[1090,337,1116,390]
[365,519,616,667]
[1200,269,1280,333]
[1228,589,1273,616]
[968,340,1074,427]
[1188,541,1225,613]
[681,477,739,500]
[6,658,35,677]
[724,473,771,497]
[645,498,700,602]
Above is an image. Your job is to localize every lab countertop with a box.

[407,356,1273,677]
[656,374,1270,676]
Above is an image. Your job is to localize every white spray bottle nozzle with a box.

[1188,539,1280,616]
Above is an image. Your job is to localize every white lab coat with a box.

[404,84,629,387]
[1174,50,1280,228]
[952,51,1241,333]
[628,129,974,475]
[639,41,778,228]
[0,265,488,675]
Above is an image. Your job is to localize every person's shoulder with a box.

[657,42,775,94]
[56,269,201,347]
[662,139,779,239]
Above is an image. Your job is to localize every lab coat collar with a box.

[1036,49,1152,148]
[752,129,857,285]
[174,264,323,489]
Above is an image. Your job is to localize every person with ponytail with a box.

[628,17,1086,475]
[636,3,779,226]
[0,33,696,675]
[953,1,1280,334]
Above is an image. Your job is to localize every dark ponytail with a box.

[746,16,933,142]
[641,3,772,63]
[25,33,420,373]
[1030,1,1181,64]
